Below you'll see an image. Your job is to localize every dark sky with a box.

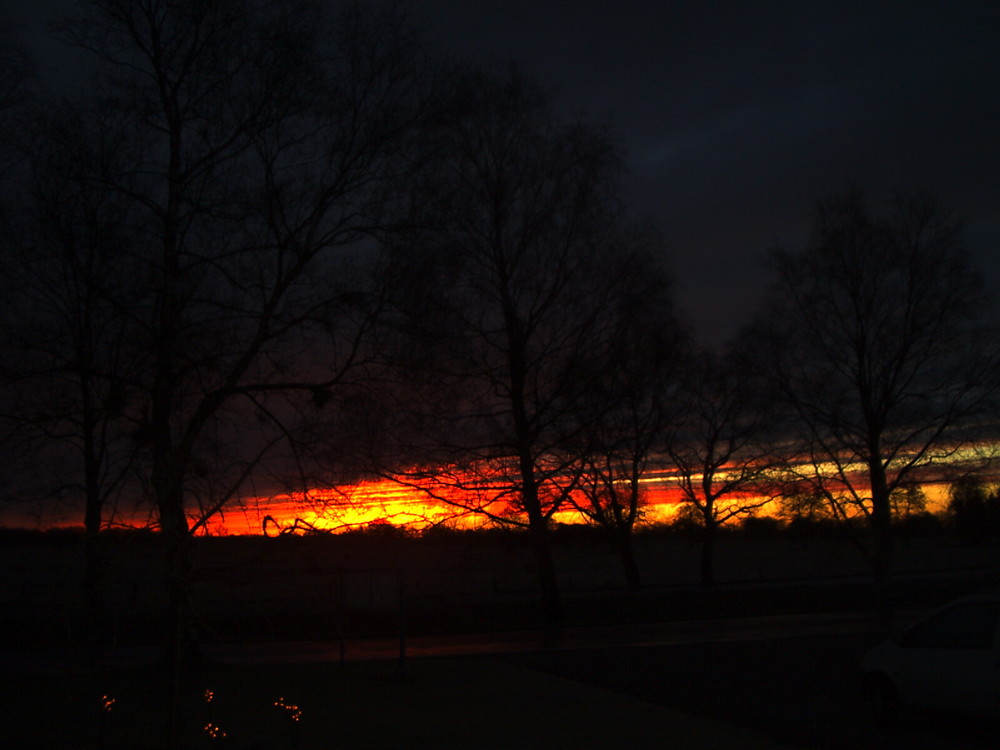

[10,0,1000,348]
[416,0,1000,347]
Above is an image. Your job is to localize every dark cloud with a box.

[13,0,1000,347]
[417,0,1000,347]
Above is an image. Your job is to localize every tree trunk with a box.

[528,518,560,630]
[520,463,560,633]
[81,373,104,632]
[868,455,894,622]
[82,469,104,636]
[154,468,194,750]
[506,304,561,637]
[616,527,642,589]
[164,525,195,750]
[700,519,717,588]
[517,446,560,636]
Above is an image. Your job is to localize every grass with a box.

[2,654,782,749]
[4,528,996,747]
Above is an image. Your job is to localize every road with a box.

[204,610,1000,750]
[199,609,895,663]
[7,609,998,748]
[505,629,1000,750]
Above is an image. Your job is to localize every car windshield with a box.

[900,600,1000,650]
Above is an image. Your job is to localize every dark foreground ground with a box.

[2,652,791,750]
[2,529,1000,747]
[507,630,1000,750]
[5,528,1000,645]
[5,618,999,749]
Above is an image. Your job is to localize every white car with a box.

[861,593,1000,724]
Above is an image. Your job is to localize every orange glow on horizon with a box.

[199,471,953,536]
[11,457,962,536]
[201,473,688,536]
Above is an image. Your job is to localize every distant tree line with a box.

[0,2,997,736]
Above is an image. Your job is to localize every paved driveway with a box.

[505,631,1000,749]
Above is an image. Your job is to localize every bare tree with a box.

[571,242,686,588]
[383,65,630,626]
[28,1,427,743]
[0,106,148,622]
[0,28,41,497]
[665,348,777,587]
[753,191,994,609]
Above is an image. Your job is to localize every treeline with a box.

[7,483,1000,545]
[0,0,997,703]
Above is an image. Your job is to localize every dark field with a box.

[3,526,999,646]
[3,527,1000,748]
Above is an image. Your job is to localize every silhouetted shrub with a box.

[786,515,842,541]
[740,516,785,538]
[0,526,93,546]
[947,477,1000,542]
[895,511,946,537]
[551,523,609,546]
[354,521,416,540]
[632,522,682,541]
[0,527,47,545]
[663,513,702,543]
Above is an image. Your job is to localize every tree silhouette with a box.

[571,241,685,588]
[666,348,777,587]
[1,106,148,621]
[382,65,633,626]
[13,1,430,745]
[948,476,1000,542]
[753,191,994,611]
